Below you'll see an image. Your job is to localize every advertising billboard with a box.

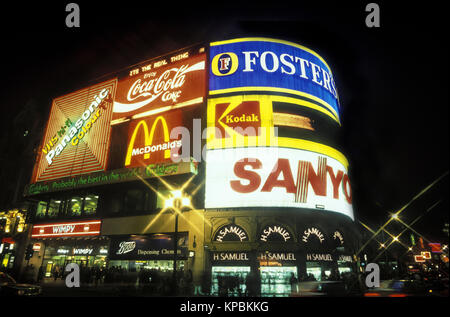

[209,38,340,122]
[32,79,117,183]
[31,220,102,238]
[124,109,185,168]
[207,94,343,153]
[108,233,188,260]
[112,51,206,122]
[205,147,354,220]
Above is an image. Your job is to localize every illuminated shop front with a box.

[258,252,298,297]
[0,237,16,269]
[205,210,358,296]
[39,241,109,277]
[210,252,252,296]
[257,224,299,297]
[107,233,189,274]
[29,220,107,277]
[208,224,253,296]
[302,225,356,281]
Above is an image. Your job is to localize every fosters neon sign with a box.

[209,38,340,121]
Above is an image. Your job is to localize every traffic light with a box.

[25,244,34,260]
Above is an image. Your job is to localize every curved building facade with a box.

[204,38,357,296]
[22,38,358,296]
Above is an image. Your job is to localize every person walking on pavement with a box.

[37,265,44,283]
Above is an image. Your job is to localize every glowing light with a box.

[165,198,174,209]
[172,190,182,199]
[182,197,191,207]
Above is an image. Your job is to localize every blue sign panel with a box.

[209,38,340,121]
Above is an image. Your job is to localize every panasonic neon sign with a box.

[45,89,109,165]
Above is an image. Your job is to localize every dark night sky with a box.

[1,1,448,241]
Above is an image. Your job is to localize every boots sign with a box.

[205,147,354,220]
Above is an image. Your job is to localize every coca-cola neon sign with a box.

[113,53,206,121]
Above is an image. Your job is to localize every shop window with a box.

[106,194,122,214]
[36,201,48,219]
[124,189,145,213]
[47,199,62,218]
[68,196,83,217]
[83,194,99,216]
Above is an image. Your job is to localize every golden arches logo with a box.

[125,116,171,166]
[211,52,239,76]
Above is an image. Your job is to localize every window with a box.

[83,195,99,216]
[47,199,62,218]
[36,201,48,218]
[106,194,122,214]
[124,189,145,213]
[68,196,83,217]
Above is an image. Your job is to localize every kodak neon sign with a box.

[125,114,182,167]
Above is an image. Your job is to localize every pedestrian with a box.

[290,273,298,294]
[37,265,44,283]
[53,266,59,281]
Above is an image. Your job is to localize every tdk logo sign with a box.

[212,52,238,76]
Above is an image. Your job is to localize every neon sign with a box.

[31,220,101,238]
[113,53,206,121]
[302,227,325,244]
[214,224,249,242]
[125,111,183,167]
[260,225,291,242]
[209,38,340,122]
[333,231,344,245]
[45,89,109,165]
[205,147,354,220]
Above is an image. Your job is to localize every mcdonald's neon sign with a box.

[125,111,183,167]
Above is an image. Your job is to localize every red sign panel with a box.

[124,109,185,168]
[31,220,101,238]
[428,243,442,253]
[113,53,206,121]
[414,255,425,263]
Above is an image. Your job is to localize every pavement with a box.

[39,278,144,297]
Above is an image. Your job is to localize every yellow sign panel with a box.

[207,94,275,149]
[207,94,348,168]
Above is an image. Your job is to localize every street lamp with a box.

[164,189,191,295]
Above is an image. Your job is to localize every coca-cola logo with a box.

[114,61,205,114]
[116,241,136,255]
